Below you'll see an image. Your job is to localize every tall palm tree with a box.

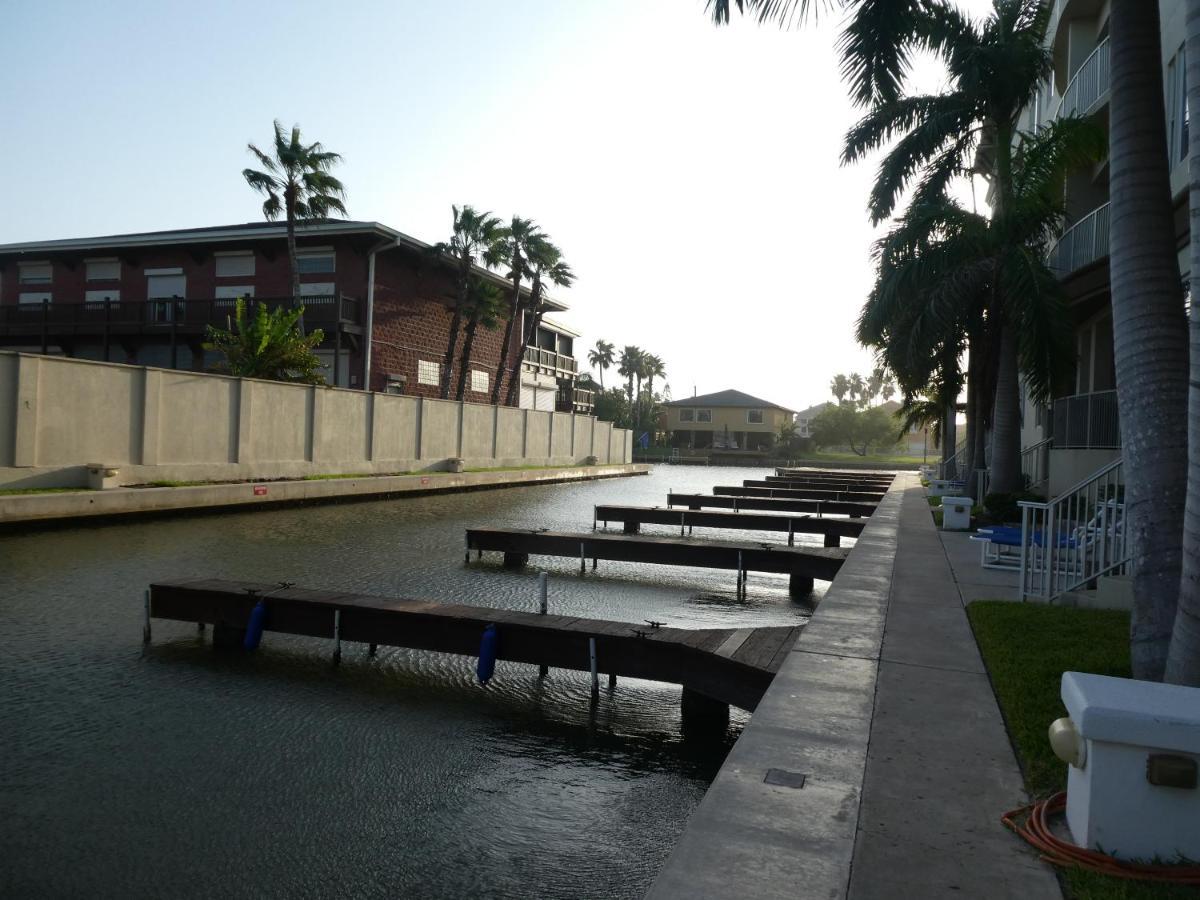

[848,372,866,408]
[830,374,850,404]
[588,339,615,390]
[491,217,542,405]
[434,205,506,400]
[1106,0,1191,681]
[505,236,575,406]
[454,276,507,402]
[243,120,347,315]
[618,346,642,408]
[643,353,666,401]
[1164,0,1200,685]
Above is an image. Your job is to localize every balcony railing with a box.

[557,386,595,413]
[1048,202,1109,277]
[523,346,578,375]
[1058,36,1110,120]
[1052,389,1119,450]
[0,295,361,333]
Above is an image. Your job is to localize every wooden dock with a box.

[464,527,847,595]
[775,468,894,482]
[592,504,863,547]
[737,481,886,502]
[147,579,802,725]
[715,484,884,505]
[667,492,877,518]
[763,475,893,491]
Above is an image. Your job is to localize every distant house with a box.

[665,389,794,451]
[793,402,832,439]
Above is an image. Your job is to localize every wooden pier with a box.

[714,484,883,505]
[592,504,863,547]
[464,527,847,596]
[667,491,877,518]
[762,475,893,492]
[775,467,894,482]
[147,579,802,729]
[736,481,886,502]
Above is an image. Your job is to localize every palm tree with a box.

[243,121,347,322]
[830,374,850,404]
[454,276,507,402]
[588,339,615,390]
[848,372,865,409]
[434,205,506,400]
[490,217,542,405]
[505,236,575,406]
[618,346,642,409]
[643,353,666,402]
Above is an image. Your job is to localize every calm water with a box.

[0,465,841,899]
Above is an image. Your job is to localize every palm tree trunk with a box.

[1165,0,1200,686]
[963,345,980,495]
[598,366,605,391]
[506,292,542,408]
[441,262,470,400]
[989,326,1022,495]
[1110,0,1190,681]
[491,274,521,405]
[455,314,480,402]
[285,195,304,336]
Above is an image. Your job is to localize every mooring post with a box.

[143,589,152,644]
[580,542,586,575]
[592,505,597,532]
[538,572,549,677]
[608,672,617,688]
[736,552,744,598]
[197,622,205,635]
[464,532,470,565]
[680,511,686,536]
[588,637,599,701]
[368,643,378,657]
[332,609,342,666]
[788,519,794,546]
[681,687,730,741]
[824,531,841,548]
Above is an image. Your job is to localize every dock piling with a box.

[368,642,378,657]
[579,542,586,575]
[589,637,599,701]
[788,520,794,546]
[824,532,841,548]
[332,609,342,666]
[143,589,151,644]
[538,572,550,677]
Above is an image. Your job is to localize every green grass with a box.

[302,472,378,481]
[0,486,92,496]
[464,464,590,473]
[967,602,1194,899]
[147,480,208,488]
[790,450,927,467]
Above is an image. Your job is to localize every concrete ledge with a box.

[0,464,649,526]
[646,476,906,900]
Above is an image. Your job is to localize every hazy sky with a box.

[3,0,991,412]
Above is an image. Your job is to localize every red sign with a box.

[420,477,430,486]
[253,485,268,496]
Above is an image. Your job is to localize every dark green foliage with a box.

[809,404,899,456]
[983,490,1045,524]
[203,298,325,384]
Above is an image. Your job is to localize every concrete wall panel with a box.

[0,354,16,467]
[525,410,550,460]
[372,394,420,463]
[496,407,525,460]
[159,372,238,464]
[317,389,370,464]
[551,412,573,459]
[36,358,141,466]
[420,398,459,461]
[461,403,495,460]
[249,381,310,462]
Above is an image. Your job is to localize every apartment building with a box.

[1017,0,1189,496]
[0,220,593,413]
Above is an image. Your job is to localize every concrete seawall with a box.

[0,464,648,526]
[0,352,634,489]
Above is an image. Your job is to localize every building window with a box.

[85,259,120,281]
[19,291,51,305]
[18,262,52,284]
[418,359,439,386]
[1168,43,1190,165]
[299,282,335,298]
[696,409,712,423]
[215,252,255,278]
[471,370,489,393]
[297,249,335,274]
[214,285,255,300]
[85,289,120,303]
[747,409,764,425]
[679,409,695,423]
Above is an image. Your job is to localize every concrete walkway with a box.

[847,482,1057,897]
[648,474,1058,899]
[939,529,1021,603]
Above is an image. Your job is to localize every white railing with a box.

[1052,389,1120,449]
[1020,437,1053,494]
[1058,37,1110,120]
[936,435,970,482]
[1018,457,1126,602]
[1048,202,1110,276]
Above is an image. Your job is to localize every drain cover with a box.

[764,769,807,789]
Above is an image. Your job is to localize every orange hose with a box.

[1002,792,1200,884]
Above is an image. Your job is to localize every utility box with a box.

[1054,672,1200,861]
[86,463,120,490]
[929,478,964,495]
[941,496,972,530]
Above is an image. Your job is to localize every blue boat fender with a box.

[243,600,267,651]
[477,624,499,684]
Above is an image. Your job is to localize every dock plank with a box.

[668,493,876,518]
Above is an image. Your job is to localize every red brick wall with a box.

[369,247,523,402]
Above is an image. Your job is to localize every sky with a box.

[2,0,992,412]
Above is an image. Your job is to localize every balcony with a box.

[1057,36,1110,120]
[523,346,578,377]
[1048,202,1109,277]
[557,386,595,414]
[0,295,361,343]
[1052,389,1119,450]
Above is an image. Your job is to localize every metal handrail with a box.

[1018,457,1126,603]
[935,436,970,481]
[0,294,360,329]
[1058,37,1110,120]
[1048,202,1110,276]
[1052,389,1119,449]
[1020,437,1053,493]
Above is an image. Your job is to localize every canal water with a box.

[0,465,841,899]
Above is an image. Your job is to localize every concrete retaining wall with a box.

[0,352,632,489]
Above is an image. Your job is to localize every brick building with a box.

[0,220,593,412]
